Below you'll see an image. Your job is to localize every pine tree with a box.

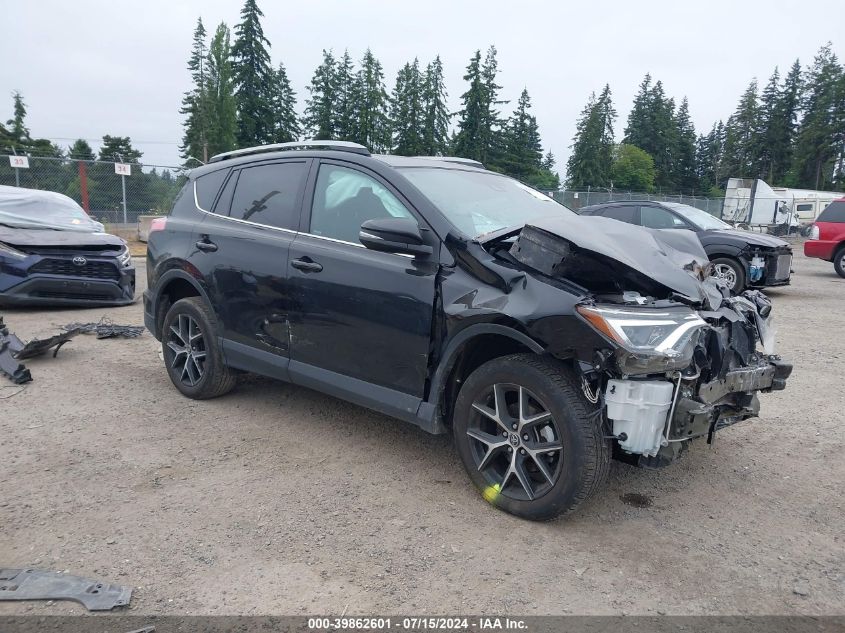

[334,50,357,141]
[674,97,698,192]
[98,136,143,163]
[205,23,238,156]
[793,43,843,190]
[722,80,763,178]
[180,18,209,163]
[453,46,505,165]
[68,139,95,160]
[351,49,391,152]
[270,62,299,143]
[480,46,507,166]
[537,151,561,189]
[7,91,29,141]
[391,60,424,155]
[566,88,616,189]
[420,56,450,155]
[623,75,678,190]
[231,0,275,146]
[695,121,725,192]
[303,50,338,140]
[775,59,803,184]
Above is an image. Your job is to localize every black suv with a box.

[144,141,791,520]
[578,200,793,293]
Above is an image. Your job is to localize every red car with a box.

[805,198,845,278]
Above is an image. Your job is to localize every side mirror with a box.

[359,217,432,257]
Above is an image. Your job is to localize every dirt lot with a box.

[1,252,842,616]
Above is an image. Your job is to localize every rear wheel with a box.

[834,246,845,279]
[162,297,236,399]
[711,257,746,293]
[452,354,610,521]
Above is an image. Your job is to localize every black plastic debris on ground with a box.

[0,568,132,611]
[0,316,81,384]
[62,316,144,339]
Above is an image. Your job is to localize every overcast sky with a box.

[2,0,843,171]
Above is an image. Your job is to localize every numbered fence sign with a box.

[9,156,29,169]
[115,163,132,176]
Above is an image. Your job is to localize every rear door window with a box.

[640,206,689,229]
[194,168,229,212]
[599,205,638,224]
[817,201,845,223]
[228,161,308,230]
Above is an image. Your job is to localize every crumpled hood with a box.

[509,214,713,303]
[704,229,790,249]
[0,226,124,249]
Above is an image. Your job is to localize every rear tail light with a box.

[809,224,819,240]
[149,217,167,233]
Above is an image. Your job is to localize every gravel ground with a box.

[0,252,842,616]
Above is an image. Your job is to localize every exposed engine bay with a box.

[489,218,793,467]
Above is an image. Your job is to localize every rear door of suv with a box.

[191,158,311,379]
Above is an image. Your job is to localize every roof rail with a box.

[414,156,484,168]
[209,140,371,163]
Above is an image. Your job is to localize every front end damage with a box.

[504,219,792,467]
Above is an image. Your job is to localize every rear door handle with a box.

[290,257,323,273]
[195,238,218,252]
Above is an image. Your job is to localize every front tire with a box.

[161,297,236,399]
[452,354,611,521]
[833,246,845,279]
[711,257,746,293]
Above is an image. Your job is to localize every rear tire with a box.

[711,257,746,293]
[834,246,845,279]
[452,354,611,521]
[161,297,236,399]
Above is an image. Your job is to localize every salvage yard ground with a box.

[0,251,842,616]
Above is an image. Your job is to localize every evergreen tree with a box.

[566,87,616,189]
[537,151,561,190]
[452,46,505,165]
[774,59,804,183]
[500,88,543,180]
[231,0,275,146]
[391,60,424,155]
[334,50,357,141]
[674,97,698,192]
[420,56,450,155]
[205,22,238,156]
[722,79,763,178]
[623,75,678,190]
[179,18,209,163]
[695,121,725,192]
[793,43,843,190]
[98,136,143,163]
[351,49,391,152]
[270,62,300,143]
[303,50,338,140]
[7,91,29,141]
[68,139,95,160]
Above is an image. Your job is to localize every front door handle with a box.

[291,257,323,273]
[195,238,218,252]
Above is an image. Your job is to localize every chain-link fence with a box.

[0,155,185,226]
[551,190,726,216]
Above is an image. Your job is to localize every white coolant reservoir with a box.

[605,379,674,457]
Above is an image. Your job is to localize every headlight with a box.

[576,304,707,375]
[0,241,28,260]
[118,243,132,267]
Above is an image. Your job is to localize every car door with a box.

[287,159,439,402]
[191,158,311,378]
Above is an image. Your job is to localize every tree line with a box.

[567,43,845,195]
[180,0,560,189]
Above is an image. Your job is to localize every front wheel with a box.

[452,354,611,521]
[711,257,746,293]
[833,246,845,279]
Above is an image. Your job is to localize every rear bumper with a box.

[0,268,135,307]
[804,240,838,261]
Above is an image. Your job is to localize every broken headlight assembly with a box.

[576,304,707,375]
[118,242,132,268]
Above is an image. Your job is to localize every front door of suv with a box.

[192,158,311,378]
[287,160,438,403]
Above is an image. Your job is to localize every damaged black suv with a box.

[144,141,792,521]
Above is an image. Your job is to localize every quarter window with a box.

[228,162,307,230]
[310,164,413,244]
[599,206,637,224]
[194,169,229,212]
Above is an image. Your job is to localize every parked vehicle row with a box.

[143,141,791,520]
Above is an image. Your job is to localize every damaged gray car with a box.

[144,145,792,521]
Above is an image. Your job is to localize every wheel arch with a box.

[151,269,211,339]
[427,324,545,429]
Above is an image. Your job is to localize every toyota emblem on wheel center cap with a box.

[72,256,87,266]
[509,433,520,447]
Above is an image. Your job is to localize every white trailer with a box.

[722,177,845,230]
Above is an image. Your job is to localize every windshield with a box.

[398,167,571,238]
[0,187,98,232]
[664,203,731,230]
